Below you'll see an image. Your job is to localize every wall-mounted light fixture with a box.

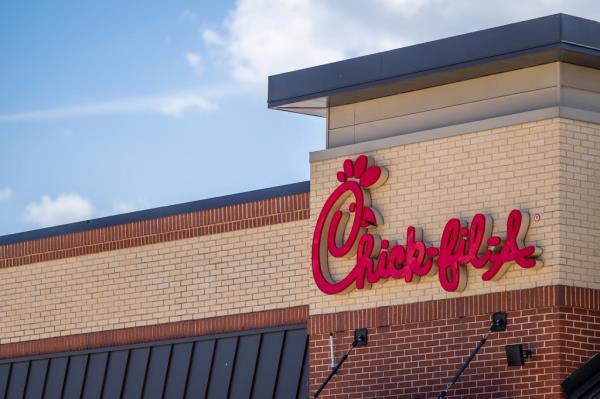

[505,344,533,366]
[354,328,368,347]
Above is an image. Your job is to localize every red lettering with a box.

[311,155,543,295]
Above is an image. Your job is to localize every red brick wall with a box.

[559,307,600,379]
[309,286,600,399]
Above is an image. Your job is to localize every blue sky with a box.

[0,1,324,235]
[1,0,598,235]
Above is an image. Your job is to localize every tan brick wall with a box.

[310,118,571,314]
[0,220,310,344]
[559,119,600,287]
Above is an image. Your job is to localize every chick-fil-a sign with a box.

[312,155,542,294]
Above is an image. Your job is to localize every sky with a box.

[1,0,599,235]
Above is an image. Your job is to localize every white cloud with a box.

[202,29,224,46]
[205,0,598,85]
[204,0,423,84]
[0,93,217,122]
[221,0,396,84]
[158,94,216,116]
[185,52,203,75]
[0,187,13,201]
[375,0,433,15]
[25,193,95,227]
[186,52,202,67]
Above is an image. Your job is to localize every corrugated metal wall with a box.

[0,325,308,399]
[562,352,600,399]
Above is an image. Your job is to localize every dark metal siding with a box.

[82,353,108,399]
[101,350,128,399]
[0,324,307,399]
[24,359,48,399]
[562,352,600,399]
[162,344,192,398]
[228,335,260,398]
[44,358,68,399]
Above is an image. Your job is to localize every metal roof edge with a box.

[268,13,600,110]
[0,181,310,246]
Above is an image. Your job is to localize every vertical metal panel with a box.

[6,361,29,399]
[142,345,171,399]
[62,355,89,399]
[162,343,193,399]
[43,357,68,399]
[228,334,261,398]
[0,364,11,399]
[0,325,307,399]
[24,359,48,399]
[82,353,108,399]
[121,348,150,399]
[296,342,309,399]
[274,329,308,399]
[185,341,215,399]
[251,331,285,399]
[206,337,238,399]
[101,350,129,399]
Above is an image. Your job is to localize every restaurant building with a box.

[1,13,600,399]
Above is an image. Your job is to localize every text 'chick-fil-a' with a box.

[312,155,542,295]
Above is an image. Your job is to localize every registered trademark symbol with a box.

[533,213,541,222]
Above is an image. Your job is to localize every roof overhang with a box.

[268,14,600,117]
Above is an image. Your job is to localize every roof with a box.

[562,352,600,398]
[0,324,308,398]
[0,181,310,246]
[267,13,600,116]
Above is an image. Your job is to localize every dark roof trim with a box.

[268,14,600,110]
[0,181,310,246]
[562,352,600,398]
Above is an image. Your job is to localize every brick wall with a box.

[309,286,600,399]
[0,194,311,344]
[310,118,588,314]
[558,119,600,288]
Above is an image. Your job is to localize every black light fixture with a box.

[490,312,507,332]
[354,328,368,347]
[505,344,533,366]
